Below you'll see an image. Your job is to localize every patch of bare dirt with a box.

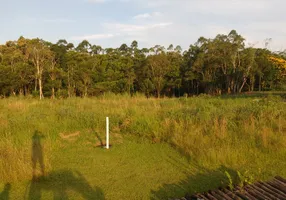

[59,131,80,141]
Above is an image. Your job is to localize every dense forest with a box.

[0,30,285,99]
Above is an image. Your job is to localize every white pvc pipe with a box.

[106,117,109,149]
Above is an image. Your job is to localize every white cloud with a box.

[128,0,286,50]
[75,0,286,50]
[103,22,172,32]
[133,12,162,19]
[43,19,76,23]
[96,22,173,48]
[70,34,114,41]
[19,17,76,24]
[150,23,172,28]
[86,0,107,3]
[133,13,151,19]
[86,0,131,3]
[153,12,162,16]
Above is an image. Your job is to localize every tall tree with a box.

[27,39,54,99]
[146,53,170,98]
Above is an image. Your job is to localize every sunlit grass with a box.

[0,94,285,199]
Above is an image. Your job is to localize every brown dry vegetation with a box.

[0,94,286,185]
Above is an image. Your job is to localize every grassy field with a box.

[0,94,286,199]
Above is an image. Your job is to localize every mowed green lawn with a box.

[0,135,226,200]
[0,94,286,199]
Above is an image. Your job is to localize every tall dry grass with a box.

[0,94,286,182]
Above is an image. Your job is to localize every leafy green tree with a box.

[0,31,285,98]
[166,48,182,96]
[145,53,170,98]
[76,40,91,53]
[0,40,34,96]
[26,39,55,99]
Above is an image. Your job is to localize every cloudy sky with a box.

[0,0,285,50]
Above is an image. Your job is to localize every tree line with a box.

[0,30,285,99]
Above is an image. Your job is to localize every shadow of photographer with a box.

[32,130,45,179]
[28,130,105,200]
[0,183,11,200]
[27,170,104,200]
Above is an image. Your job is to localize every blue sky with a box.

[0,0,285,50]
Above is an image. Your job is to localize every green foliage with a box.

[237,170,254,186]
[225,171,234,190]
[225,170,255,190]
[0,31,285,98]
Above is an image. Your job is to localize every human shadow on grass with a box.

[29,130,104,199]
[150,156,238,200]
[27,170,105,200]
[0,183,11,200]
[32,130,45,178]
